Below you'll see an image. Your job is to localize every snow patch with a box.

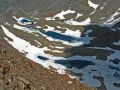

[13,16,33,25]
[45,10,76,20]
[13,24,83,46]
[88,0,99,15]
[75,13,83,19]
[2,25,120,90]
[113,40,120,45]
[65,18,91,26]
[1,25,66,74]
[88,0,99,9]
[102,11,120,27]
[54,10,76,19]
[44,25,81,38]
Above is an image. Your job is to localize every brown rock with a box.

[0,86,5,90]
[0,65,4,79]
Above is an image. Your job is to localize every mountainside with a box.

[0,0,120,21]
[0,0,120,90]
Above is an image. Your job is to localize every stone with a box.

[0,86,5,90]
[68,81,73,84]
[0,66,4,79]
[17,77,30,85]
[41,86,46,90]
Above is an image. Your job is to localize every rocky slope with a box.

[0,0,120,90]
[0,32,95,90]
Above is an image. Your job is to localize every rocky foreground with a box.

[0,28,95,90]
[0,0,120,90]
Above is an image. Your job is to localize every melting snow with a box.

[102,10,120,27]
[34,40,41,46]
[36,26,42,29]
[65,18,91,26]
[55,46,64,49]
[101,17,120,27]
[1,25,120,90]
[84,30,93,34]
[45,10,76,20]
[45,17,55,21]
[13,16,33,25]
[64,29,81,38]
[107,51,120,60]
[3,11,120,90]
[88,0,99,9]
[54,10,76,19]
[1,25,66,74]
[13,24,83,46]
[80,35,93,44]
[106,12,120,23]
[88,0,99,15]
[113,40,120,46]
[56,26,81,38]
[75,13,83,19]
[40,25,81,38]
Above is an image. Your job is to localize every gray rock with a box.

[0,67,4,79]
[0,86,5,90]
[17,77,30,85]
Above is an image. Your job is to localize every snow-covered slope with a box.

[0,0,120,90]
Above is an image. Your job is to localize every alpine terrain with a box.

[0,0,120,90]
